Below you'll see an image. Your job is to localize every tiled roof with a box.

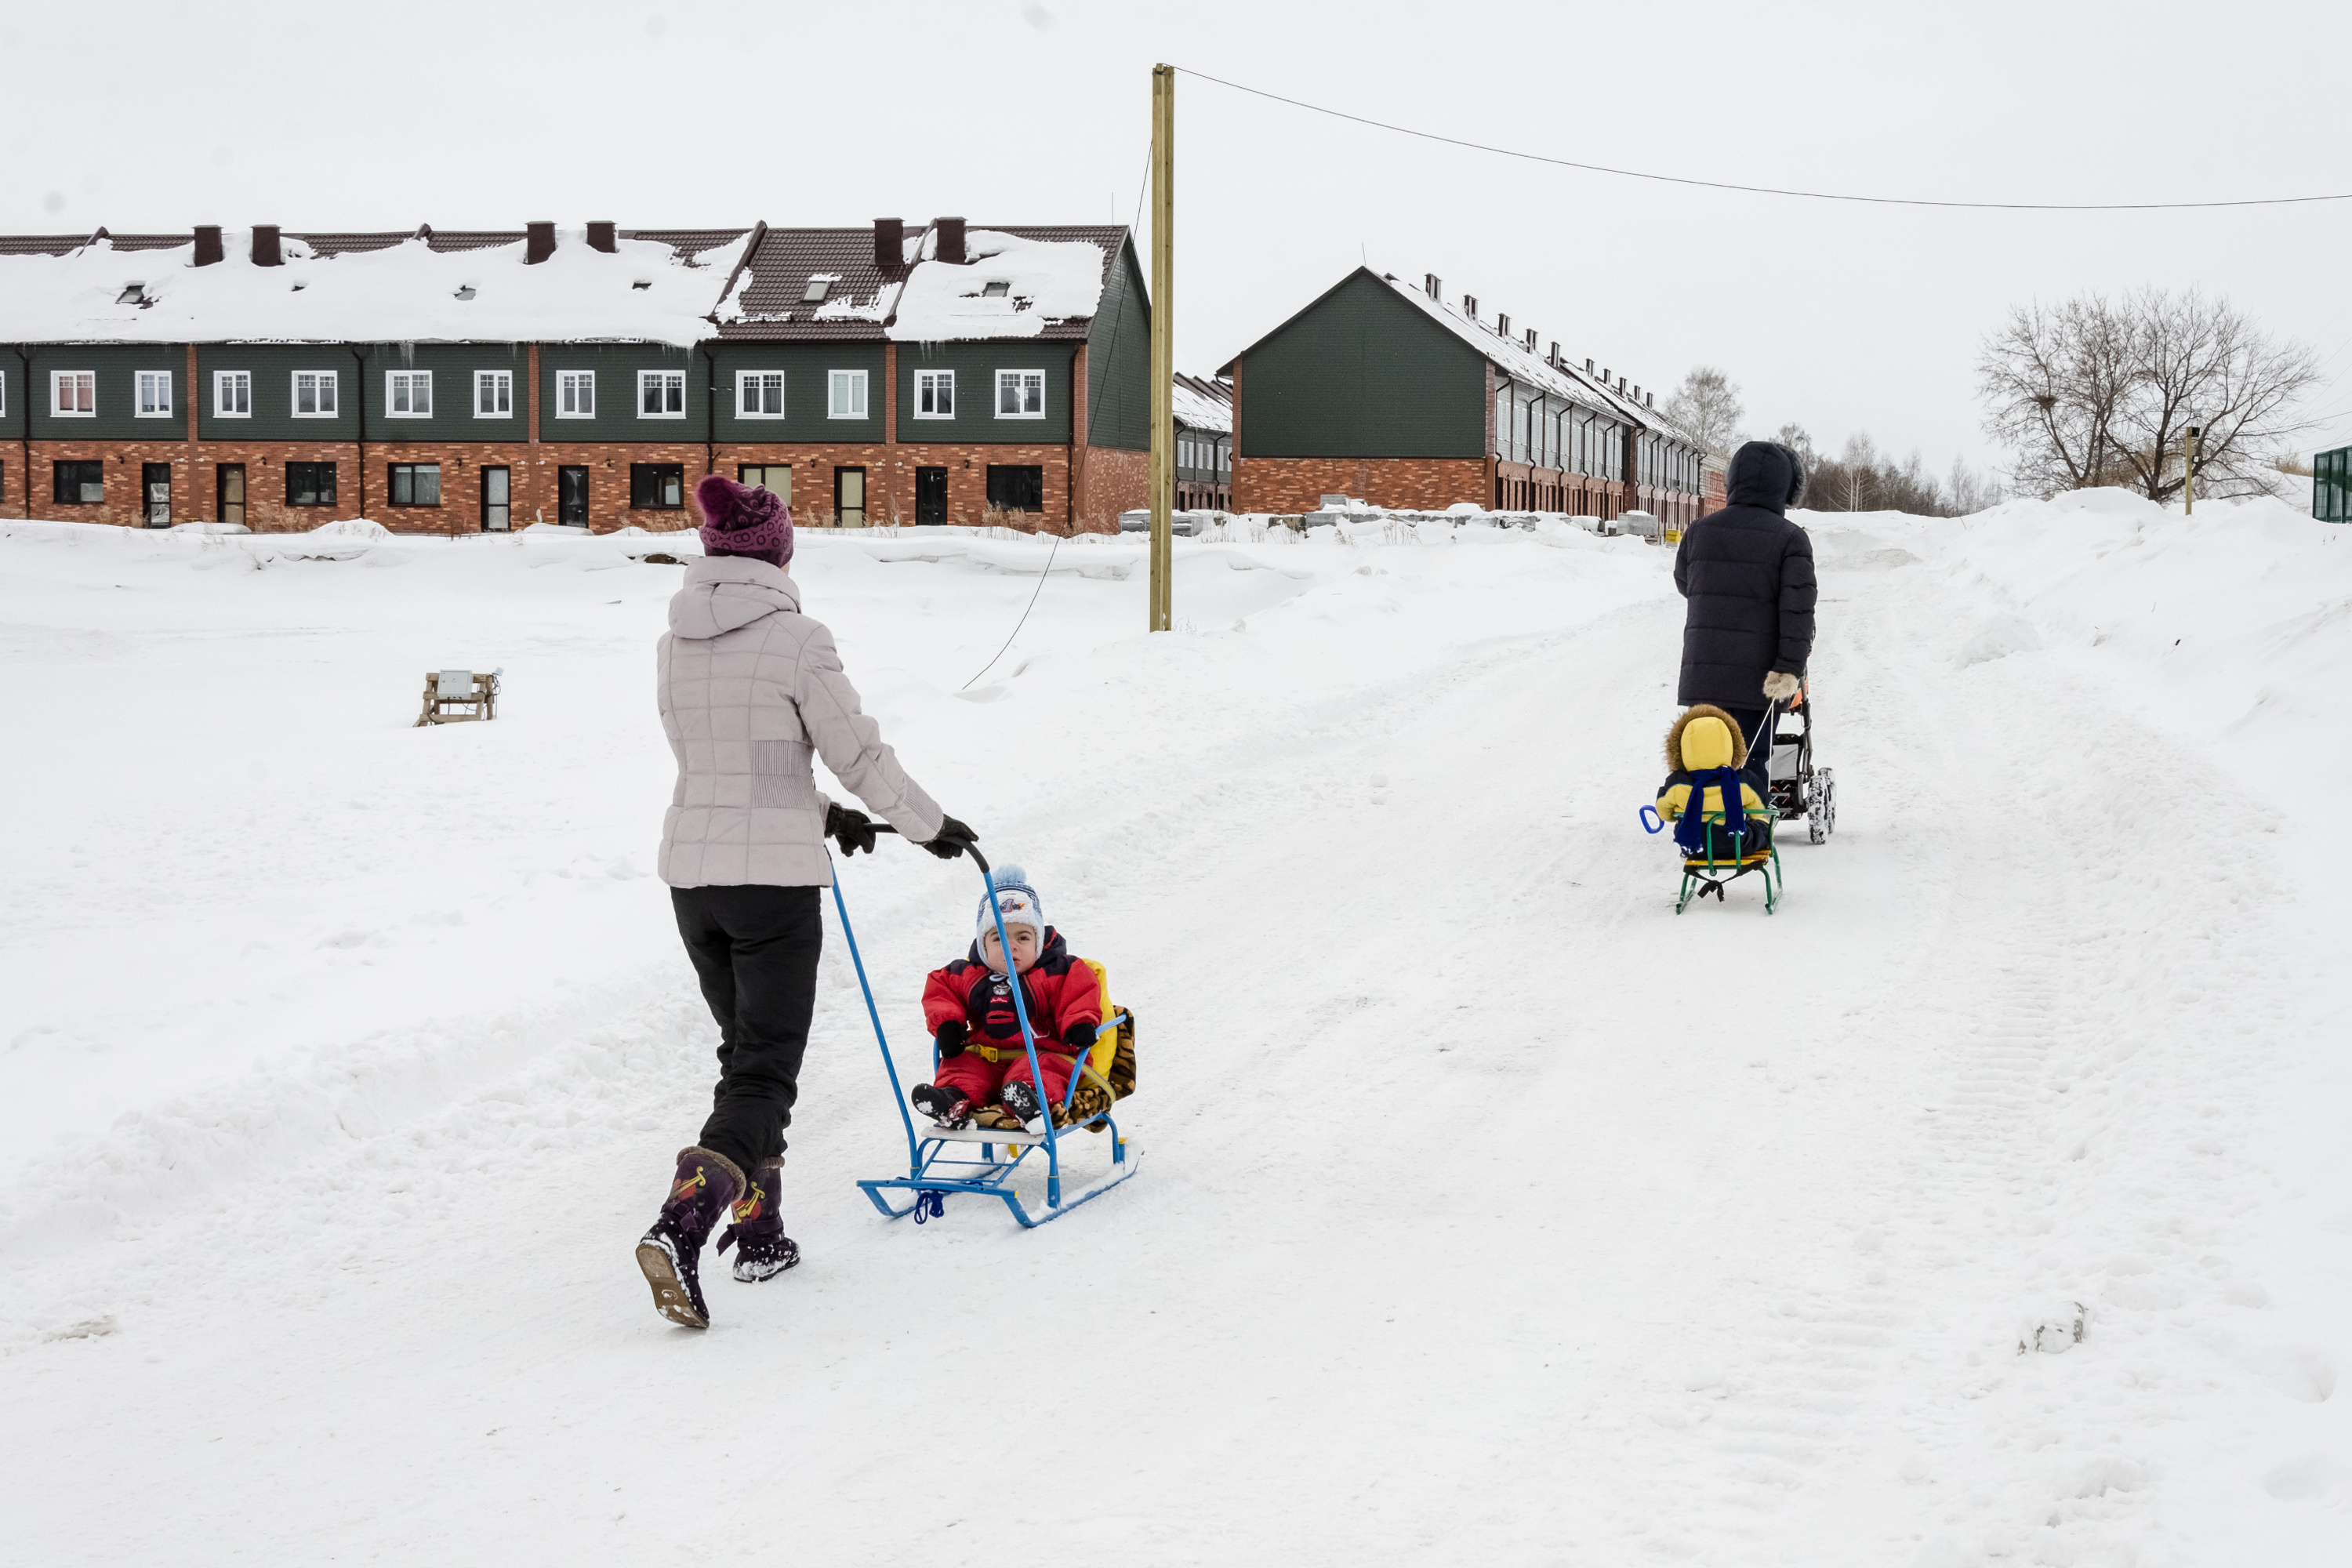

[624,227,753,263]
[720,223,1131,341]
[724,227,908,340]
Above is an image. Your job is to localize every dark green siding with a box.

[0,357,20,440]
[1239,272,1486,458]
[536,343,708,443]
[361,343,531,443]
[1085,241,1150,451]
[709,342,888,443]
[27,344,187,440]
[895,342,1075,445]
[197,343,361,441]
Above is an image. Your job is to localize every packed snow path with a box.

[2,503,2347,1566]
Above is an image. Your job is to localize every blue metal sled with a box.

[833,848,1139,1229]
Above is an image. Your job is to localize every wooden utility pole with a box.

[2184,422,2200,515]
[1149,64,1174,632]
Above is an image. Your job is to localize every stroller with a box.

[1766,690,1838,844]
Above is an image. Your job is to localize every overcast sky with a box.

[6,0,2349,477]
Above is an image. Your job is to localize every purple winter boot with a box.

[635,1146,745,1329]
[715,1159,801,1283]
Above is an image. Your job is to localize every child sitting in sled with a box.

[909,865,1103,1135]
[1657,703,1773,859]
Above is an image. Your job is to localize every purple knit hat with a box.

[695,474,793,568]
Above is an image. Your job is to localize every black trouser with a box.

[1719,705,1778,805]
[672,884,823,1180]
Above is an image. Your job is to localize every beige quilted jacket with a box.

[657,555,944,887]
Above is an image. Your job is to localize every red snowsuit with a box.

[922,926,1102,1111]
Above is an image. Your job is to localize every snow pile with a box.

[0,230,749,346]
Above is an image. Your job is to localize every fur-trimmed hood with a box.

[1665,704,1748,771]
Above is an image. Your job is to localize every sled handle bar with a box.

[855,822,989,873]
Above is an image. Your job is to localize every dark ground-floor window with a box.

[286,463,338,506]
[388,463,442,506]
[53,460,104,504]
[630,463,685,509]
[985,464,1044,512]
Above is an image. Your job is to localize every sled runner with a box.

[834,847,1138,1229]
[1766,689,1838,845]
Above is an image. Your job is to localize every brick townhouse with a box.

[0,217,1149,534]
[1172,372,1233,513]
[1218,266,1709,527]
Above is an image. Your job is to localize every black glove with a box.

[824,802,877,856]
[1063,1020,1098,1052]
[922,815,979,860]
[935,1020,968,1058]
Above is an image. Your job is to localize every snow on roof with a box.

[1370,272,1696,444]
[0,227,752,346]
[873,229,1107,342]
[1173,372,1232,434]
[719,223,1128,342]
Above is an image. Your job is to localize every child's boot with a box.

[911,1083,974,1129]
[716,1159,800,1283]
[1000,1078,1048,1135]
[634,1146,743,1329]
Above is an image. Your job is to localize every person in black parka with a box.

[1674,441,1818,798]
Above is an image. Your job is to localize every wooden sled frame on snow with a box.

[416,669,498,727]
[836,849,1138,1229]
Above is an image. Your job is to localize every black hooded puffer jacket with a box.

[1673,441,1817,706]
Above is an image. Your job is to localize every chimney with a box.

[1548,341,1560,367]
[873,217,903,270]
[935,216,966,265]
[194,226,223,267]
[1525,328,1537,351]
[1464,295,1478,320]
[1646,390,1655,408]
[1586,358,1595,374]
[1425,273,1440,299]
[1497,312,1510,337]
[587,221,616,253]
[252,225,282,267]
[526,221,555,263]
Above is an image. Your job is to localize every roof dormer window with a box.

[454,285,477,301]
[801,275,836,303]
[117,283,147,305]
[982,281,1010,298]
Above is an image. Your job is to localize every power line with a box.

[1175,67,2352,212]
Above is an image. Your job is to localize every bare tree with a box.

[1665,366,1744,457]
[1978,289,2318,503]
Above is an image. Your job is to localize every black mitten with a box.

[935,1019,969,1058]
[923,816,979,860]
[825,802,877,856]
[1063,1020,1098,1052]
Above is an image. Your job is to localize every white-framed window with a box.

[51,370,96,417]
[474,370,513,418]
[637,368,686,418]
[995,369,1045,419]
[735,370,785,419]
[914,368,955,419]
[387,370,432,418]
[292,370,339,419]
[829,368,868,419]
[557,369,595,419]
[214,370,251,418]
[136,370,172,418]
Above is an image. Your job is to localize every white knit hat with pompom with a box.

[975,863,1044,942]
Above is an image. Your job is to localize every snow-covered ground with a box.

[2,495,2347,1566]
